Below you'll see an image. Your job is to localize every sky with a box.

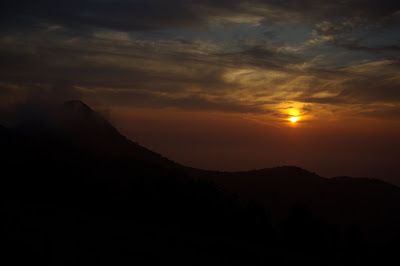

[1,1,400,184]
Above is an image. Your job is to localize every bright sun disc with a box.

[289,117,299,122]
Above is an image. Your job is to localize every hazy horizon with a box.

[106,105,400,184]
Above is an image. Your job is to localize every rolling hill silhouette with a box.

[2,100,400,265]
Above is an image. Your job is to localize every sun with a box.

[289,117,299,123]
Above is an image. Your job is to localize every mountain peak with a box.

[60,100,167,163]
[64,99,89,107]
[64,100,94,115]
[64,99,87,105]
[61,100,127,148]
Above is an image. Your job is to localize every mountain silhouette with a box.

[2,100,173,167]
[60,100,174,163]
[2,100,400,265]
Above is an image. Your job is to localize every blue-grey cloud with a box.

[2,0,400,32]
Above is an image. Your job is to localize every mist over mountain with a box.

[2,101,400,265]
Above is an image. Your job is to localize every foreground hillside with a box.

[193,167,400,244]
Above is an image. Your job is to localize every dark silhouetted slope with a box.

[201,167,400,243]
[61,100,173,164]
[2,100,173,167]
[2,101,400,265]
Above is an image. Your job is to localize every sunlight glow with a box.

[289,117,299,123]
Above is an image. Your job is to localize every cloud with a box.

[220,43,300,70]
[0,81,82,127]
[88,88,271,114]
[1,0,400,122]
[2,1,400,33]
[295,59,400,105]
[2,23,400,121]
[356,104,400,119]
[337,41,400,53]
[0,26,301,98]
